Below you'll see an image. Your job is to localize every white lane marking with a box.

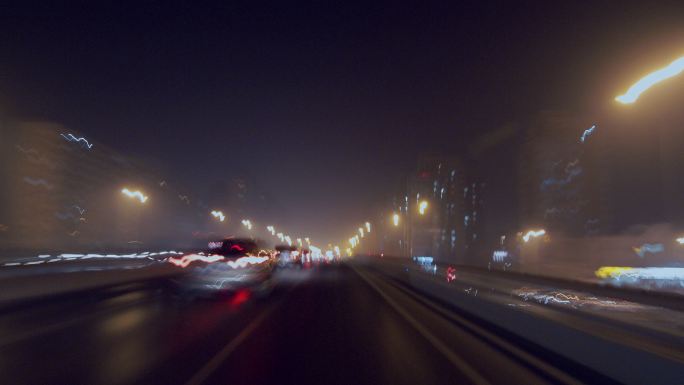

[184,303,278,385]
[354,267,491,385]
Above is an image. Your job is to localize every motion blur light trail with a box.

[60,133,93,149]
[1,251,184,267]
[616,55,684,104]
[522,229,546,242]
[121,188,148,203]
[167,254,269,269]
[210,210,225,222]
[167,254,225,268]
[580,124,596,143]
[225,256,269,269]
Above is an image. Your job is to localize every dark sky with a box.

[2,1,684,244]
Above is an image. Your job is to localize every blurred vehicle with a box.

[168,238,275,298]
[275,244,300,268]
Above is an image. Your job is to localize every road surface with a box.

[0,263,679,384]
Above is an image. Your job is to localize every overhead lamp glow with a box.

[522,229,546,243]
[418,200,428,215]
[210,210,225,222]
[616,55,684,104]
[392,213,400,227]
[121,188,148,203]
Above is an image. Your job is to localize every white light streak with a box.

[522,229,545,242]
[121,188,148,203]
[211,210,225,222]
[616,56,684,104]
[580,124,596,143]
[61,133,93,149]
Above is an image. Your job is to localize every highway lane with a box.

[0,264,637,384]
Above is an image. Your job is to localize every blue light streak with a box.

[579,125,596,143]
[61,133,93,149]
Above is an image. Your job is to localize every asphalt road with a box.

[0,264,650,385]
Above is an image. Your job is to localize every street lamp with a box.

[392,213,400,227]
[522,229,546,243]
[241,219,252,230]
[358,227,365,238]
[418,200,428,215]
[121,188,148,203]
[615,55,684,104]
[365,222,371,233]
[210,210,225,222]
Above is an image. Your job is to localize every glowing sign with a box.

[121,188,148,203]
[522,229,545,242]
[580,125,596,143]
[61,133,93,149]
[616,56,684,104]
[211,210,225,222]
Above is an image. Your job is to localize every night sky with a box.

[2,1,684,244]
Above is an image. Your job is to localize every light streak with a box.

[23,177,54,190]
[284,236,292,246]
[595,266,634,279]
[297,238,303,247]
[168,254,224,268]
[392,213,400,227]
[277,233,284,242]
[267,226,275,235]
[580,125,596,143]
[595,266,684,284]
[225,255,270,269]
[16,145,56,169]
[522,229,545,242]
[72,205,86,215]
[358,227,365,238]
[676,237,684,244]
[241,219,253,230]
[305,237,310,245]
[365,222,371,233]
[616,56,684,104]
[61,133,93,149]
[632,243,664,258]
[564,159,580,174]
[211,210,225,222]
[121,188,148,203]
